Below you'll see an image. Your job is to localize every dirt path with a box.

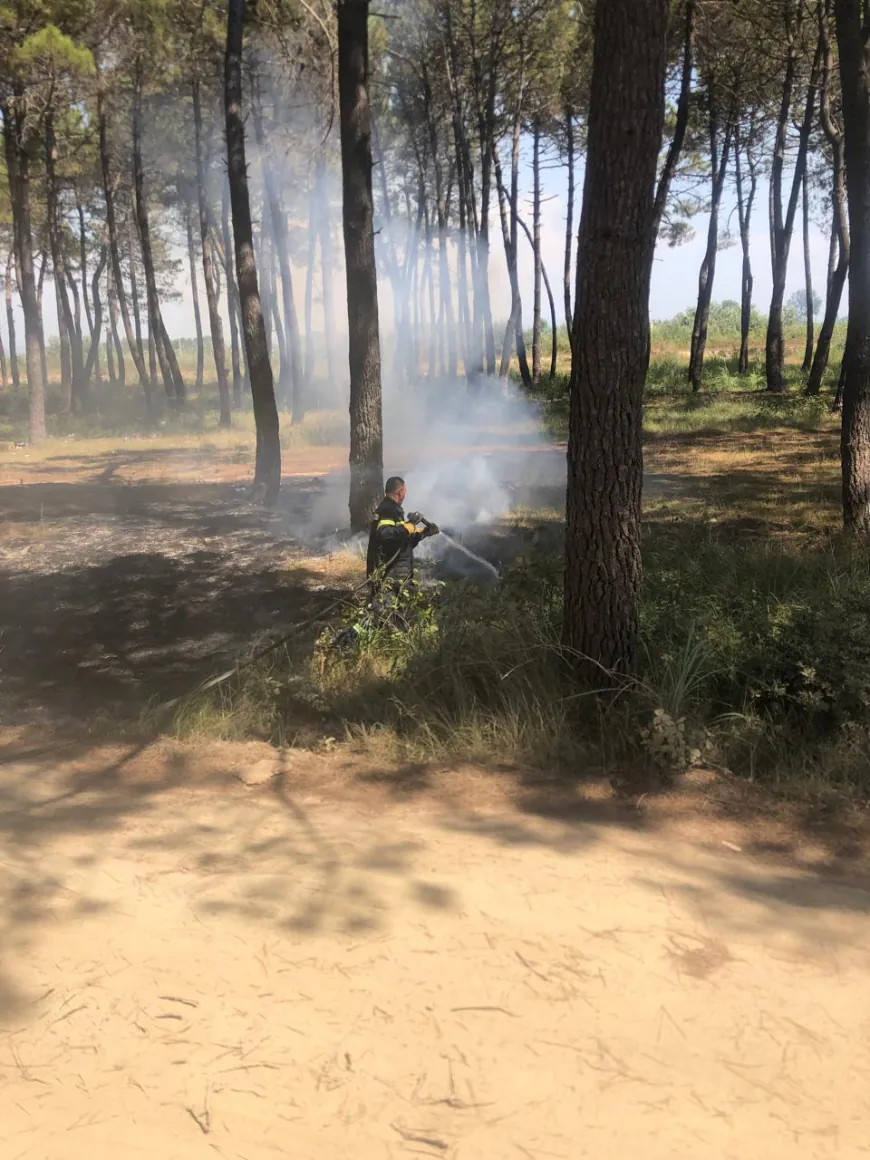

[2,738,868,1159]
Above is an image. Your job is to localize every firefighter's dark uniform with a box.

[366,496,429,587]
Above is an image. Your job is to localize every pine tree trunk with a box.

[192,79,231,428]
[186,206,205,390]
[36,256,48,396]
[97,86,151,404]
[421,65,457,381]
[82,246,108,384]
[132,66,185,404]
[2,95,46,443]
[0,306,6,390]
[833,0,870,529]
[564,104,575,359]
[509,109,532,388]
[766,29,821,392]
[518,214,558,380]
[66,264,82,355]
[45,112,88,411]
[270,240,290,408]
[563,0,669,678]
[105,277,116,386]
[221,181,244,407]
[532,117,542,384]
[802,165,814,371]
[5,253,20,390]
[444,2,478,379]
[110,277,125,388]
[734,123,757,375]
[259,229,273,358]
[225,0,281,502]
[652,0,696,236]
[826,207,838,299]
[77,204,102,387]
[58,284,72,409]
[338,0,384,532]
[689,106,731,392]
[423,204,437,379]
[304,177,317,387]
[315,155,338,389]
[251,83,304,421]
[808,7,849,397]
[128,220,148,385]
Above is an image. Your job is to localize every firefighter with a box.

[366,476,440,589]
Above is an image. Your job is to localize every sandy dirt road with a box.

[1,739,869,1160]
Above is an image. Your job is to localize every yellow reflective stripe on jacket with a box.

[376,518,397,529]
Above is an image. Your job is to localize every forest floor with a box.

[2,398,869,1158]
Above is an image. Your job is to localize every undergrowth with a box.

[175,530,870,805]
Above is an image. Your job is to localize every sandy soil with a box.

[2,737,869,1160]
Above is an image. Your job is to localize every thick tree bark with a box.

[5,254,20,390]
[185,206,205,389]
[3,97,46,442]
[132,66,186,404]
[734,121,758,375]
[688,103,732,392]
[338,0,384,532]
[563,0,669,678]
[833,0,870,529]
[766,26,821,392]
[97,87,152,405]
[808,2,850,396]
[221,181,244,407]
[652,0,696,237]
[225,0,281,502]
[192,79,231,428]
[801,165,815,371]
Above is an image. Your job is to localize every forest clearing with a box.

[5,0,870,1155]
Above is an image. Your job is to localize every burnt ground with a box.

[0,462,557,729]
[0,473,353,727]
